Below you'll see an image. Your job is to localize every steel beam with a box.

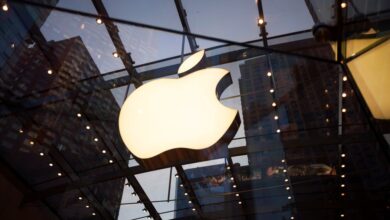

[23,133,376,202]
[0,12,114,218]
[0,38,330,118]
[89,1,160,218]
[226,157,250,220]
[91,0,142,87]
[175,165,204,218]
[174,0,198,52]
[336,0,345,62]
[256,0,268,47]
[82,107,161,220]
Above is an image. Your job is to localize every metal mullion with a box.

[174,0,198,52]
[175,165,204,218]
[256,0,268,47]
[91,0,142,88]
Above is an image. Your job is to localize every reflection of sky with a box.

[118,168,178,220]
[263,0,314,36]
[183,0,314,47]
[41,0,191,73]
[39,1,314,219]
[182,0,260,48]
[103,0,192,64]
[102,0,183,30]
[41,0,313,73]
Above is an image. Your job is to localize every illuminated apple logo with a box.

[119,50,240,167]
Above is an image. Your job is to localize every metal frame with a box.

[9,0,338,64]
[0,29,315,113]
[174,165,204,218]
[0,38,331,116]
[91,0,142,88]
[256,0,268,47]
[24,132,376,201]
[2,0,390,219]
[1,8,115,218]
[174,0,198,52]
[0,95,114,219]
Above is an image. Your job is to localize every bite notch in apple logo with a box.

[119,50,241,169]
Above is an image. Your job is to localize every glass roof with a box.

[0,0,389,220]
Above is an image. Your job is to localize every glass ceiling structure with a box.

[0,0,389,220]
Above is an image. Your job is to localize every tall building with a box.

[171,39,389,219]
[0,35,126,219]
[1,1,389,220]
[238,39,390,219]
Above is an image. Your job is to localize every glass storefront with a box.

[0,0,389,219]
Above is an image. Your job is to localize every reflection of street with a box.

[267,164,336,177]
[208,176,226,186]
[191,175,228,193]
[190,165,262,193]
[188,163,335,194]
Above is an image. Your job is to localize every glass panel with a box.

[232,155,249,167]
[0,113,70,184]
[57,0,97,13]
[118,181,146,220]
[305,0,335,24]
[117,168,180,220]
[347,39,390,119]
[338,0,390,59]
[88,177,125,218]
[110,85,131,107]
[102,0,183,30]
[181,163,240,218]
[262,0,315,37]
[115,25,191,66]
[118,203,146,220]
[135,168,175,200]
[40,9,125,73]
[1,1,389,220]
[182,0,260,48]
[45,189,108,219]
[182,158,225,170]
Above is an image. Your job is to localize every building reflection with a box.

[0,4,125,217]
[172,38,390,219]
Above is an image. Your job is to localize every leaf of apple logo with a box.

[119,50,240,168]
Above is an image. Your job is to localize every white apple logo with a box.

[118,50,240,161]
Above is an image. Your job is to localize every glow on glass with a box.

[332,39,390,119]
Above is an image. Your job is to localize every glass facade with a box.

[0,0,389,220]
